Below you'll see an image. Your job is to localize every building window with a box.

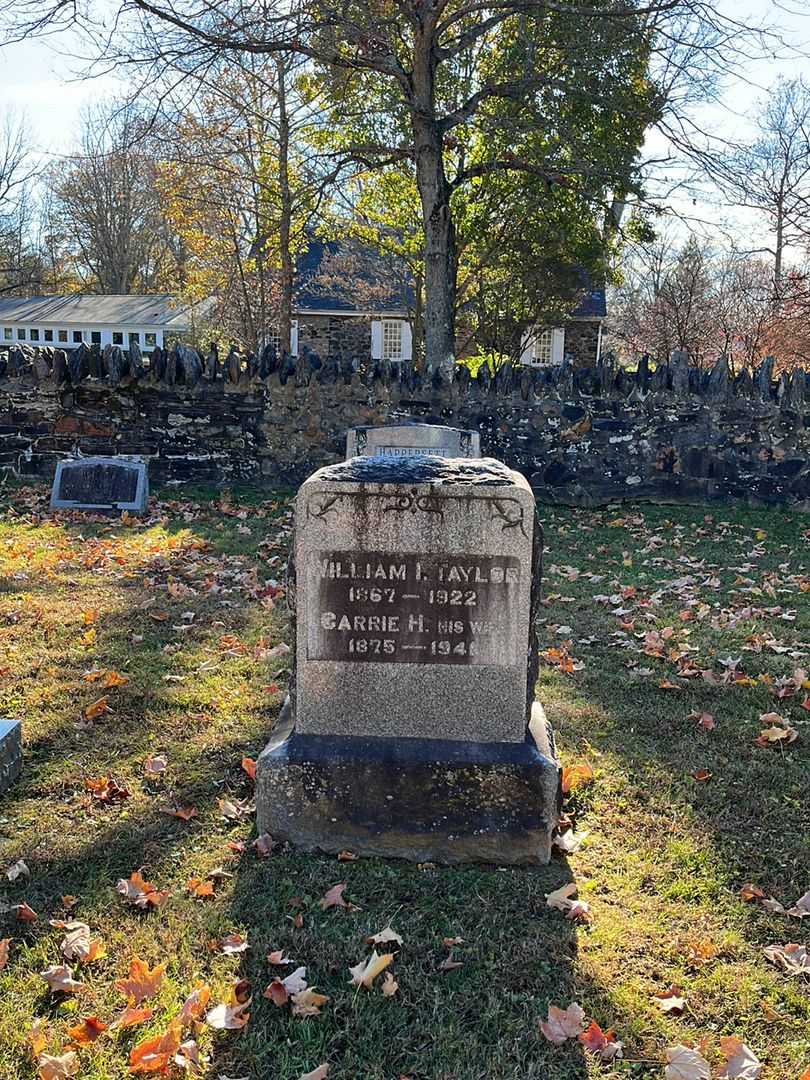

[73,331,83,343]
[530,328,554,365]
[381,320,403,361]
[265,326,282,355]
[113,332,123,345]
[44,329,53,342]
[3,328,11,340]
[58,330,68,343]
[144,332,157,348]
[91,331,101,345]
[129,332,140,346]
[30,328,40,342]
[17,328,26,340]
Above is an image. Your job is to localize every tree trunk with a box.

[411,38,456,373]
[276,58,294,356]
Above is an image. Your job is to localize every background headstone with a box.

[0,719,22,795]
[257,455,559,864]
[346,422,481,460]
[50,456,149,513]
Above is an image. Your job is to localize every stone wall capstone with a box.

[0,344,809,508]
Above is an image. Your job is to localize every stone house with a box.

[518,287,607,368]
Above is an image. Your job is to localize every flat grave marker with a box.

[50,456,149,513]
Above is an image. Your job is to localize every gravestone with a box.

[50,456,149,513]
[0,719,22,795]
[346,422,481,460]
[256,455,560,864]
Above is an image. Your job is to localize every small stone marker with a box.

[256,455,560,864]
[0,719,22,794]
[346,422,481,459]
[50,456,149,513]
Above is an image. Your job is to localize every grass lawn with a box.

[0,482,808,1079]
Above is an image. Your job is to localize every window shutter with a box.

[370,319,383,359]
[290,320,299,357]
[551,328,565,364]
[400,320,413,360]
[520,327,535,365]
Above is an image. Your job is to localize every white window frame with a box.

[381,319,403,361]
[520,326,565,366]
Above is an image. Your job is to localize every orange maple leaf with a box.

[561,763,594,794]
[115,958,167,1005]
[129,1018,182,1074]
[66,1016,107,1045]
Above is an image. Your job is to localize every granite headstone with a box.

[346,422,481,460]
[256,455,560,864]
[0,719,22,794]
[50,456,149,513]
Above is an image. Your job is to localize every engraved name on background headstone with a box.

[50,456,149,513]
[345,422,481,460]
[257,455,560,864]
[0,719,22,795]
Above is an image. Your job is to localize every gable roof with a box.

[0,294,201,329]
[294,238,412,314]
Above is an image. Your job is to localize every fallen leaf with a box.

[217,797,253,820]
[291,988,329,1017]
[180,984,211,1025]
[319,883,359,911]
[241,757,257,780]
[348,950,394,988]
[337,850,358,861]
[654,985,686,1013]
[29,1019,48,1058]
[689,711,715,731]
[741,883,766,902]
[5,858,30,881]
[205,997,251,1030]
[366,926,403,947]
[40,964,83,993]
[665,1044,711,1080]
[214,933,249,955]
[252,833,274,857]
[719,1037,763,1078]
[85,776,130,805]
[37,1051,79,1080]
[763,943,809,975]
[578,1020,623,1062]
[129,1017,182,1074]
[174,1038,206,1073]
[442,937,464,948]
[116,871,169,910]
[186,878,215,899]
[66,1015,107,1045]
[561,763,593,794]
[787,890,810,918]
[15,901,37,922]
[298,1067,329,1080]
[81,609,99,626]
[84,696,110,721]
[539,1002,585,1044]
[692,768,712,781]
[110,1005,153,1030]
[115,958,166,1005]
[53,920,105,964]
[438,956,464,972]
[102,670,130,688]
[380,971,398,997]
[144,754,168,775]
[161,805,198,822]
[0,938,10,971]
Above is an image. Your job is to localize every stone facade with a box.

[0,354,809,508]
[563,320,601,366]
[297,314,373,360]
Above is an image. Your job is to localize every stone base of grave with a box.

[0,719,22,795]
[256,701,560,866]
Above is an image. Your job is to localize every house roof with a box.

[294,238,412,314]
[0,294,201,329]
[571,287,607,319]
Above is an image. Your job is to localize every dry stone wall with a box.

[0,345,809,508]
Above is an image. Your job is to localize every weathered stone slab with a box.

[50,456,148,512]
[346,422,480,459]
[293,456,534,743]
[257,701,559,865]
[0,719,22,794]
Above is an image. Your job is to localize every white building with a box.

[0,295,202,351]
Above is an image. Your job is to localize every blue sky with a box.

[0,1,809,253]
